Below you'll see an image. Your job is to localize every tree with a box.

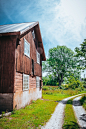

[43,46,78,86]
[42,75,58,86]
[75,39,86,69]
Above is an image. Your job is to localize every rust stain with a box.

[29,88,36,93]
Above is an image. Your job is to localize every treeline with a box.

[42,39,86,89]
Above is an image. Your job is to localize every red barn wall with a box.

[0,29,43,112]
[0,36,16,93]
[13,72,42,109]
[15,31,42,77]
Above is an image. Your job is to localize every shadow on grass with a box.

[63,121,80,129]
[55,100,67,104]
[55,100,70,104]
[56,99,82,106]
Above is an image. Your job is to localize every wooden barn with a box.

[0,22,46,112]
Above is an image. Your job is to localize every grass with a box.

[42,86,86,96]
[63,99,80,129]
[0,86,86,129]
[0,99,57,129]
[80,94,86,110]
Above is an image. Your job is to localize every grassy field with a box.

[0,99,57,129]
[0,86,86,129]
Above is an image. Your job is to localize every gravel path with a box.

[41,94,84,129]
[73,96,86,129]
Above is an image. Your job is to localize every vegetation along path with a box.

[41,94,84,129]
[73,96,86,128]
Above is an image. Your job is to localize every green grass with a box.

[0,99,57,129]
[0,86,85,129]
[43,94,70,101]
[42,86,86,96]
[80,94,86,110]
[63,99,80,129]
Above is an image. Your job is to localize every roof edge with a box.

[20,22,39,35]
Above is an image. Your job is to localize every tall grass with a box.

[80,94,86,110]
[42,86,85,96]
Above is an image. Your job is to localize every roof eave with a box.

[20,21,39,35]
[0,32,20,36]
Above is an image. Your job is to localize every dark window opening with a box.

[32,59,34,76]
[40,80,42,90]
[32,30,35,40]
[35,39,38,49]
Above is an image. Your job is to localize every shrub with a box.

[80,94,86,110]
[66,80,83,90]
[83,81,86,88]
[61,79,84,90]
[42,86,49,90]
[60,84,69,90]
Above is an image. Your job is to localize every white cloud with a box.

[60,0,86,24]
[39,0,86,55]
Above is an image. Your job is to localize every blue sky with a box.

[0,0,86,77]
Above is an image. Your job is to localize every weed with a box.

[1,111,5,117]
[80,94,86,110]
[42,86,49,90]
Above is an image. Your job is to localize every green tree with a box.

[42,75,58,86]
[42,77,49,85]
[75,39,86,69]
[43,46,78,86]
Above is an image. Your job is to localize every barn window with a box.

[24,38,30,58]
[23,74,29,91]
[36,76,40,87]
[32,30,35,39]
[37,51,40,64]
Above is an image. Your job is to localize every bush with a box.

[42,86,49,90]
[68,80,83,89]
[61,80,84,90]
[60,84,69,90]
[80,95,86,110]
[82,81,86,88]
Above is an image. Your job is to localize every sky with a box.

[0,0,86,77]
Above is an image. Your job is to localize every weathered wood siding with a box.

[0,36,16,93]
[14,72,36,92]
[14,72,23,92]
[16,31,42,77]
[0,30,42,93]
[34,63,42,76]
[29,75,36,89]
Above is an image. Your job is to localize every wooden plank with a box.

[0,36,16,93]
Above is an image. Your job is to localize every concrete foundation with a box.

[13,88,42,109]
[0,88,42,112]
[0,93,13,113]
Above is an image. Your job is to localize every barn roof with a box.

[0,22,46,61]
[0,22,37,34]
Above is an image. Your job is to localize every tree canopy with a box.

[43,46,78,86]
[75,39,86,69]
